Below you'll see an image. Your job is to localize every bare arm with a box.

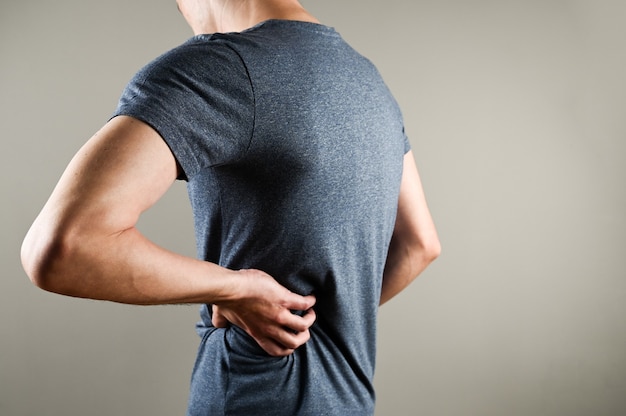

[380,151,441,305]
[20,116,315,356]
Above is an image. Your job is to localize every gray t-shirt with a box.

[114,20,409,416]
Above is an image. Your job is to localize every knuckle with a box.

[285,331,310,349]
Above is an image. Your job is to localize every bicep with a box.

[43,116,179,234]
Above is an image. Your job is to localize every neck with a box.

[197,0,320,35]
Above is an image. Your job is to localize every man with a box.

[21,0,440,414]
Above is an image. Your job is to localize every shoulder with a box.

[119,35,254,114]
[136,36,248,81]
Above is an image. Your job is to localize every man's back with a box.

[115,20,408,415]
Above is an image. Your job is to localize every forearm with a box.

[22,214,318,356]
[379,236,438,305]
[22,221,237,305]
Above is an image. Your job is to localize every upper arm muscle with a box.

[42,116,178,234]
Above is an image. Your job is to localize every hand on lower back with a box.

[211,269,316,357]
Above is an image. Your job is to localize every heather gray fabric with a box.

[113,20,409,416]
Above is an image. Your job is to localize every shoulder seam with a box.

[220,43,257,161]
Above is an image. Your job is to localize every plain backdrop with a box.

[1,0,625,415]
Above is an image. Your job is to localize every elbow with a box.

[408,234,441,271]
[21,233,54,291]
[21,224,74,294]
[391,228,441,276]
[423,236,441,264]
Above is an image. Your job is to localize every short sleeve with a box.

[403,128,412,154]
[112,38,254,180]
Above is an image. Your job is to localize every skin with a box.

[21,0,439,357]
[380,152,441,305]
[176,0,320,35]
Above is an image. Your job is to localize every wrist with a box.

[210,267,254,305]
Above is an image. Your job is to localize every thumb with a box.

[211,304,230,328]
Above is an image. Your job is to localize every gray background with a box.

[2,0,625,415]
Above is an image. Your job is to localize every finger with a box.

[274,326,311,351]
[301,307,316,327]
[301,294,316,309]
[289,307,316,332]
[259,340,296,357]
[279,308,316,333]
[245,314,311,353]
[284,292,316,312]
